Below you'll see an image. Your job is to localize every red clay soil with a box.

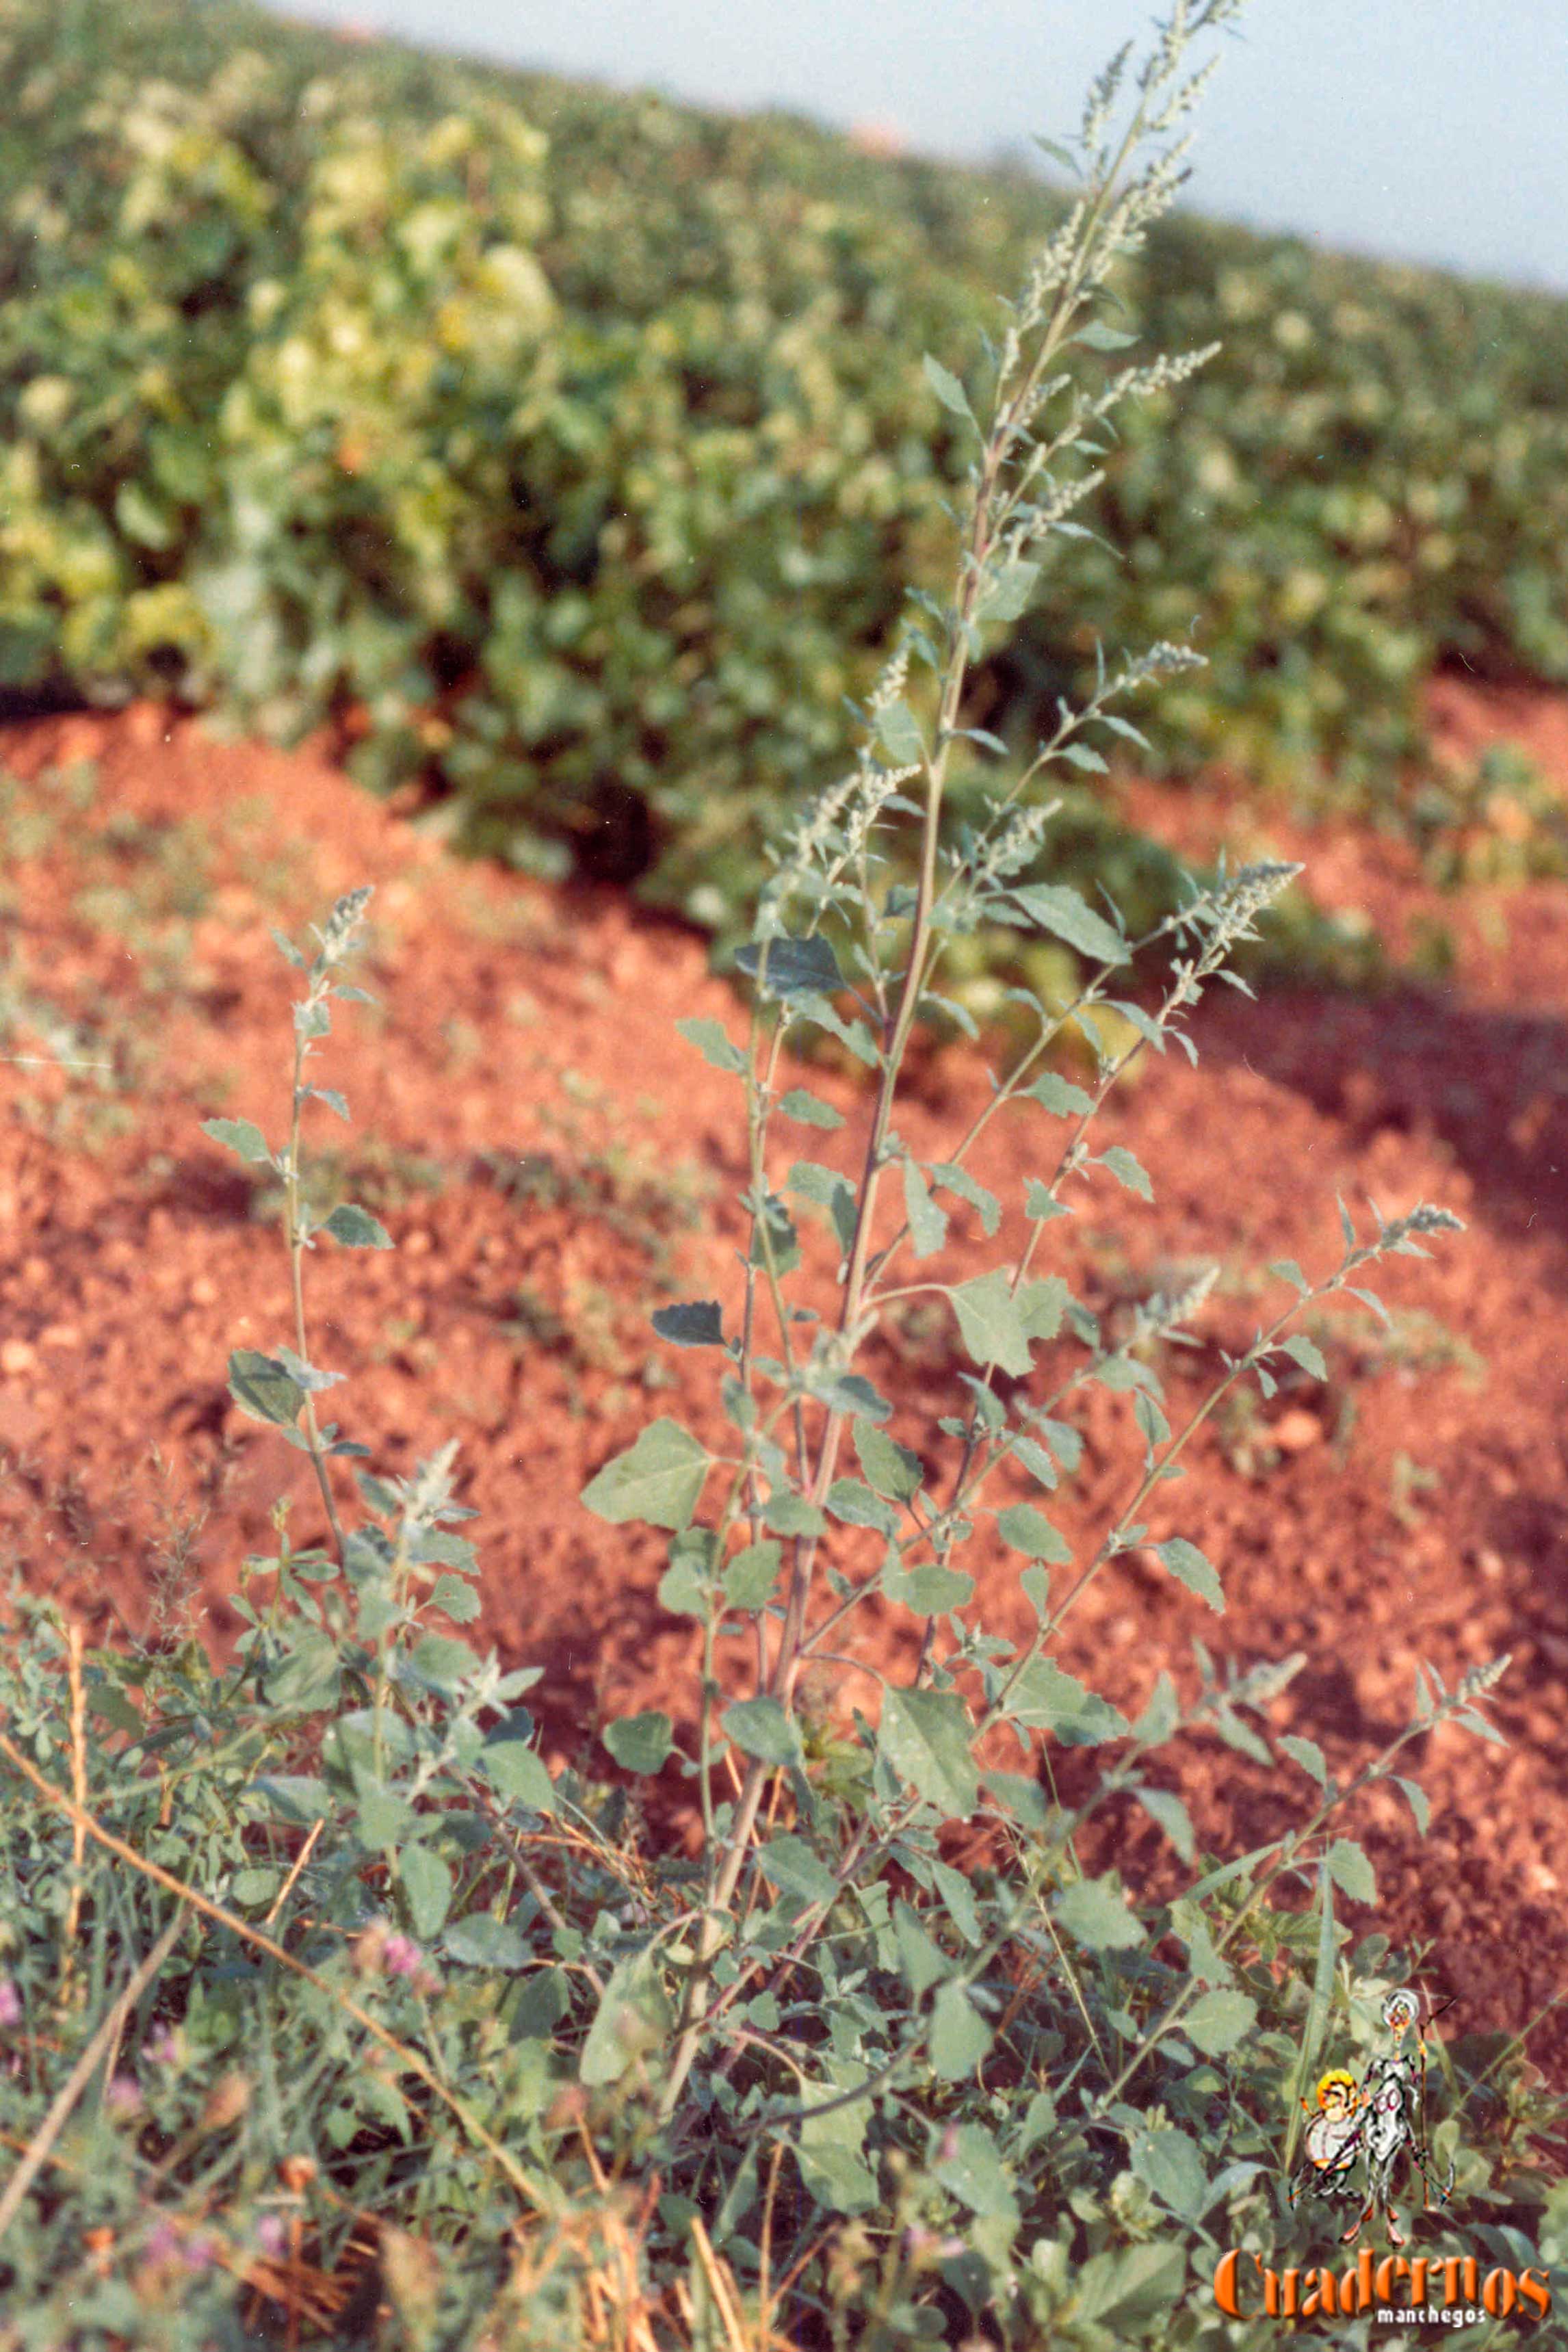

[1,685,1564,2084]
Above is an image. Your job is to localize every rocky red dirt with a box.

[0,685,1563,2085]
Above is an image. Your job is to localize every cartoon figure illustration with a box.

[1301,2067,1361,2184]
[1288,1987,1456,2246]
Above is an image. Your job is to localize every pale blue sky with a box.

[268,0,1568,293]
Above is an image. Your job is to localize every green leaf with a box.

[1053,1876,1144,1950]
[803,1369,891,1422]
[399,1844,452,1940]
[877,1687,979,1818]
[429,1573,480,1624]
[929,1981,993,2080]
[1095,1145,1153,1202]
[935,2123,1019,2221]
[1327,1837,1377,1905]
[406,1635,479,1693]
[950,1271,1032,1378]
[1073,2244,1186,2330]
[825,1478,899,1536]
[651,1301,725,1348]
[982,1770,1050,1831]
[796,2142,879,2215]
[1132,2128,1207,2222]
[657,1557,709,1617]
[1012,1435,1058,1491]
[723,1696,802,1768]
[1032,133,1079,174]
[1279,1333,1329,1381]
[1023,1179,1070,1225]
[930,1858,982,1948]
[1075,319,1139,351]
[975,560,1041,627]
[854,1422,924,1502]
[676,1017,747,1075]
[323,1203,393,1248]
[581,1419,709,1530]
[930,1163,1001,1238]
[602,1711,673,1774]
[1016,1277,1068,1342]
[736,933,844,1001]
[200,1116,274,1168]
[749,1193,800,1277]
[229,1867,280,1908]
[763,1490,826,1537]
[579,1946,673,2087]
[1181,1988,1258,2058]
[1134,1787,1194,1864]
[874,699,925,765]
[1298,1860,1336,2117]
[922,352,976,424]
[893,1899,952,1996]
[482,1733,556,1814]
[443,1913,527,1969]
[1279,1734,1328,1788]
[1151,1537,1225,1612]
[996,1504,1072,1563]
[902,1157,948,1259]
[1006,1657,1127,1745]
[757,1835,837,1905]
[226,1349,305,1429]
[1268,1258,1311,1296]
[787,1160,857,1255]
[1007,883,1127,967]
[722,1541,782,1610]
[1028,1072,1094,1119]
[357,1784,412,1847]
[779,1088,844,1130]
[883,1558,974,1614]
[1393,1775,1430,1835]
[252,1774,333,1827]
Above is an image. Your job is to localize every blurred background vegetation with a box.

[3,0,1567,1002]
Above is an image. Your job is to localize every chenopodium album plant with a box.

[1,6,1552,2348]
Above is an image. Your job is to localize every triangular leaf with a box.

[323,1203,393,1249]
[602,1712,674,1775]
[950,1272,1033,1378]
[651,1301,726,1349]
[581,1420,709,1531]
[878,1687,979,1818]
[735,934,845,1001]
[1007,883,1128,967]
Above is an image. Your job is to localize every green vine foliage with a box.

[3,0,1568,960]
[1,8,1565,2348]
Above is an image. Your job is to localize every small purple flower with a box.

[142,2022,182,2066]
[0,1978,21,2029]
[382,1934,422,1979]
[254,2214,288,2260]
[144,2217,181,2264]
[181,2233,217,2275]
[105,2073,142,2117]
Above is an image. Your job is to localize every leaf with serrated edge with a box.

[581,1419,709,1531]
[1151,1537,1224,1612]
[950,1271,1032,1378]
[878,1687,979,1818]
[323,1203,393,1249]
